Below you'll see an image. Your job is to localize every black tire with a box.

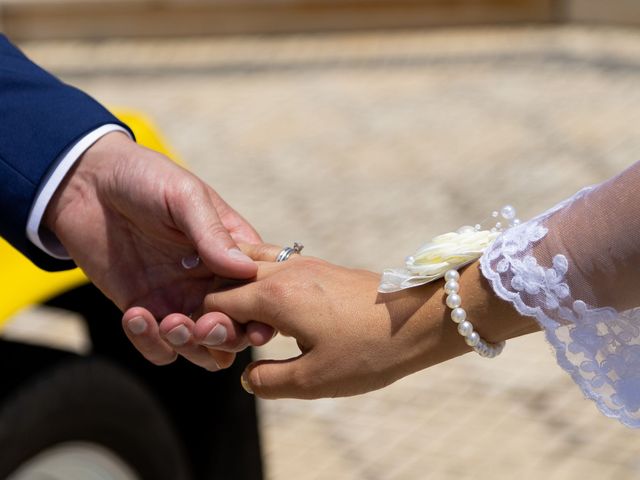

[0,357,190,480]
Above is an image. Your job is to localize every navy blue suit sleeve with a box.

[0,34,133,271]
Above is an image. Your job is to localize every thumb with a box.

[172,183,257,279]
[241,356,318,400]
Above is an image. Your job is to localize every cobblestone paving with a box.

[18,26,640,479]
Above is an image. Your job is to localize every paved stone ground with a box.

[15,25,640,479]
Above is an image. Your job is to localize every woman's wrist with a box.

[404,261,539,374]
[458,262,540,343]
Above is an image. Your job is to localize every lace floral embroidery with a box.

[481,188,640,427]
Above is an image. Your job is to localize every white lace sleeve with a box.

[481,160,640,427]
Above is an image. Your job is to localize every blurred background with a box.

[2,0,640,479]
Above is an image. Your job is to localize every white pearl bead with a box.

[476,343,489,357]
[444,270,459,282]
[450,307,466,323]
[444,279,459,295]
[441,257,505,358]
[457,225,475,234]
[465,331,480,347]
[500,205,516,220]
[457,320,473,337]
[446,294,462,309]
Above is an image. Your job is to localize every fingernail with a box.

[127,316,147,335]
[240,371,254,394]
[227,248,254,265]
[166,325,190,346]
[202,324,227,347]
[181,254,201,269]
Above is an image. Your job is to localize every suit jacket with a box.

[0,34,132,271]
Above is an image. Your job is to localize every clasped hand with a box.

[127,242,475,399]
[47,132,533,400]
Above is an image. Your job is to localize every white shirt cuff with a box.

[26,124,132,260]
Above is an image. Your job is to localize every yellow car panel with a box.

[0,109,181,326]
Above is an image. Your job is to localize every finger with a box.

[203,274,304,334]
[209,350,237,370]
[159,314,235,371]
[210,276,248,291]
[211,193,263,245]
[239,242,304,263]
[229,222,262,245]
[238,243,283,262]
[241,355,319,399]
[171,181,257,280]
[205,284,294,335]
[203,282,263,325]
[122,307,177,366]
[192,312,251,352]
[246,321,277,347]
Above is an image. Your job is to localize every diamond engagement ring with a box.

[276,242,304,262]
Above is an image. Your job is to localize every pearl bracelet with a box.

[443,269,505,358]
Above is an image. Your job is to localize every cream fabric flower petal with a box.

[378,229,500,293]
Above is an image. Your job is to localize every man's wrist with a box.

[27,125,133,258]
[43,130,135,239]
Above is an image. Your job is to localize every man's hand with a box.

[44,131,271,369]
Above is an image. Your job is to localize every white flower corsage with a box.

[378,206,519,293]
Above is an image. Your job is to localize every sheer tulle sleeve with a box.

[480,160,640,427]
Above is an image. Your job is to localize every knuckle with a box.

[288,368,318,398]
[257,280,294,323]
[203,293,217,312]
[167,177,202,209]
[251,367,279,400]
[300,256,325,267]
[256,243,276,260]
[299,258,330,278]
[195,222,230,249]
[172,174,203,197]
[260,278,292,305]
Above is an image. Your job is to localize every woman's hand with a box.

[197,244,465,398]
[197,244,539,398]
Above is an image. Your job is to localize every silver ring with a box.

[276,242,304,262]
